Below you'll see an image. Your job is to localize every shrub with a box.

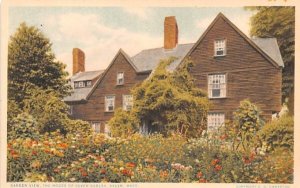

[108,108,140,138]
[258,115,293,152]
[233,99,264,152]
[7,112,39,140]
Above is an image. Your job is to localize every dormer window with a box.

[214,39,226,56]
[74,80,92,88]
[117,72,124,85]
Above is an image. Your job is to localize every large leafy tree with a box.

[109,58,210,138]
[246,7,295,112]
[8,22,70,106]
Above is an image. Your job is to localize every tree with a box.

[109,57,210,138]
[8,22,70,106]
[246,7,295,111]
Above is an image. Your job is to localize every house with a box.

[64,13,283,133]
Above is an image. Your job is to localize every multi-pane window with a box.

[117,72,124,85]
[214,39,226,56]
[86,81,92,87]
[68,105,73,115]
[91,122,101,133]
[207,113,225,131]
[123,95,133,111]
[208,74,226,98]
[104,123,111,136]
[105,95,115,112]
[78,81,84,88]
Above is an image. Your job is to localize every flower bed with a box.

[7,131,293,183]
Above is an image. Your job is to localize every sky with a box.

[9,7,254,75]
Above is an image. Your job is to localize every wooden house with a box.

[64,13,283,133]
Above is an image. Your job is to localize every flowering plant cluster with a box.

[7,129,293,183]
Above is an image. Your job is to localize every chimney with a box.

[164,16,178,49]
[72,48,85,75]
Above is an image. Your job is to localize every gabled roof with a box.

[179,13,283,69]
[64,70,104,102]
[72,70,105,82]
[131,43,195,72]
[86,49,136,100]
[251,37,284,67]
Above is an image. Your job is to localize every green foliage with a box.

[233,99,264,152]
[246,7,295,105]
[22,87,70,133]
[8,22,70,105]
[108,108,140,138]
[131,58,209,137]
[258,115,293,152]
[7,112,40,140]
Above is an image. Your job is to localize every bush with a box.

[7,112,39,140]
[233,99,264,152]
[258,115,293,152]
[108,108,140,138]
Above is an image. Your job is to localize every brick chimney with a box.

[72,48,85,75]
[164,16,178,49]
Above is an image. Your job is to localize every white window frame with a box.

[68,105,73,115]
[104,123,111,136]
[105,95,115,112]
[78,81,85,88]
[214,39,226,56]
[91,122,101,133]
[86,80,92,87]
[208,74,226,98]
[207,113,225,131]
[117,72,124,85]
[123,95,133,111]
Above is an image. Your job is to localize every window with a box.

[68,105,73,115]
[117,72,124,85]
[208,74,226,98]
[123,95,133,111]
[78,81,85,88]
[214,39,226,56]
[105,95,115,112]
[207,113,225,131]
[91,122,101,133]
[74,82,79,88]
[104,123,111,136]
[86,81,92,87]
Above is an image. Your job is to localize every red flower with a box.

[214,164,222,171]
[121,169,132,177]
[93,163,99,168]
[196,172,203,178]
[220,134,228,140]
[32,150,37,156]
[100,169,106,175]
[81,170,88,177]
[199,178,207,183]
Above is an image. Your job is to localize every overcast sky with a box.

[9,7,254,75]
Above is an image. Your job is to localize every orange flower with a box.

[196,171,203,178]
[53,168,60,173]
[121,169,132,177]
[57,143,68,149]
[126,162,136,168]
[214,165,222,171]
[93,163,99,168]
[211,159,220,166]
[160,170,169,178]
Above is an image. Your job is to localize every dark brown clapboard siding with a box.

[189,16,282,122]
[71,52,149,123]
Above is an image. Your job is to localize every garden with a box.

[7,113,294,183]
